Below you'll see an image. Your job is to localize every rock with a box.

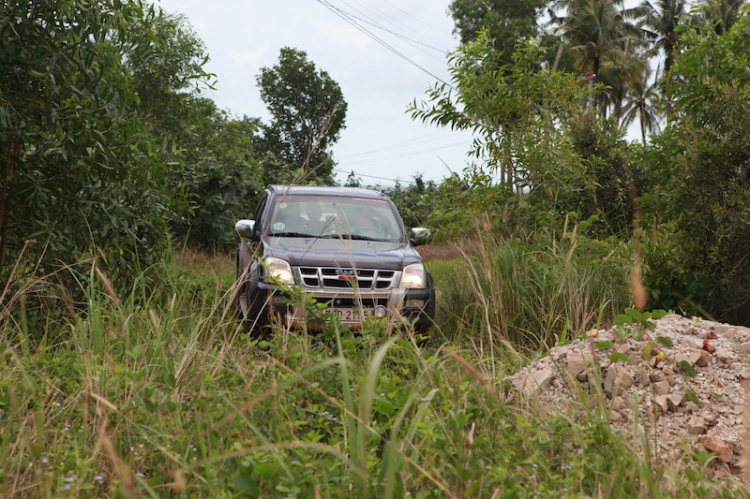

[696,350,711,368]
[654,395,670,413]
[636,368,650,387]
[739,342,750,354]
[667,393,683,411]
[604,365,634,397]
[612,397,625,411]
[739,369,750,380]
[716,348,733,363]
[650,372,666,383]
[610,410,622,422]
[688,352,703,366]
[700,435,734,463]
[688,416,706,435]
[566,352,589,378]
[653,380,670,396]
[703,339,716,354]
[685,401,700,413]
[521,368,553,397]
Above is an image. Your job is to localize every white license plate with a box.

[329,308,373,321]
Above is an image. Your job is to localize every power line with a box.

[315,0,455,89]
[335,0,447,55]
[343,0,453,54]
[380,0,453,38]
[338,130,458,160]
[340,140,470,167]
[335,168,437,185]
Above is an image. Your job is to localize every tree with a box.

[168,99,264,251]
[638,14,750,324]
[448,0,549,67]
[620,72,661,143]
[637,0,686,76]
[695,0,745,34]
[257,48,347,183]
[550,0,644,112]
[0,0,211,294]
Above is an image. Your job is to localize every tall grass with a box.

[431,229,631,356]
[0,248,744,497]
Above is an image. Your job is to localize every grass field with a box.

[0,241,746,497]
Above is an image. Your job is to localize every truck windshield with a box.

[267,195,402,241]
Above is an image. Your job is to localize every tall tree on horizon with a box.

[257,47,347,184]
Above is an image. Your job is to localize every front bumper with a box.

[254,281,435,331]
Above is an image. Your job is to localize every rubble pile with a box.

[509,314,750,476]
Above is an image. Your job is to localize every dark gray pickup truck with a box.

[234,185,435,334]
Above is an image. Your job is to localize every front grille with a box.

[297,267,397,290]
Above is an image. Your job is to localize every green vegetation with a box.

[3,0,750,495]
[1,254,746,497]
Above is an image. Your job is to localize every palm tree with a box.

[697,0,745,34]
[621,69,662,143]
[550,0,645,112]
[599,39,650,120]
[637,0,687,77]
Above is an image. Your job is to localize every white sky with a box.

[154,0,474,187]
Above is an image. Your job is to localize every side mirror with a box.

[409,227,431,246]
[235,219,255,239]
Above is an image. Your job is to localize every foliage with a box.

[384,175,439,228]
[166,99,264,251]
[637,13,750,324]
[0,0,185,292]
[431,228,632,351]
[448,0,554,69]
[409,34,637,240]
[0,255,743,497]
[257,47,348,184]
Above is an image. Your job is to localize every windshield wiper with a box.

[319,233,382,241]
[269,232,317,238]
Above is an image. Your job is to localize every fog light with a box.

[373,305,387,319]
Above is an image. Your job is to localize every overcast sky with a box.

[154,0,474,186]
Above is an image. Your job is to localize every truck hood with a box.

[263,237,423,270]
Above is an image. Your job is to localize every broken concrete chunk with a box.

[654,395,670,413]
[566,352,590,378]
[695,350,711,368]
[604,364,634,397]
[667,393,683,411]
[700,435,734,463]
[652,380,670,396]
[521,368,553,397]
[688,416,706,435]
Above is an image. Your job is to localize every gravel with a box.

[508,314,750,479]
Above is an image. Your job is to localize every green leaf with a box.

[609,353,628,363]
[632,325,643,341]
[679,360,697,378]
[642,341,655,360]
[595,340,614,349]
[656,336,673,347]
[685,388,700,406]
[614,314,632,326]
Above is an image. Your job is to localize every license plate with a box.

[329,308,373,321]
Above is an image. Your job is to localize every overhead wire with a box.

[315,0,455,89]
[340,140,470,166]
[338,130,458,159]
[342,0,453,54]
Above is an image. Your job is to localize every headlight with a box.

[264,257,294,285]
[400,263,425,289]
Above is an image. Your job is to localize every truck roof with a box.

[268,185,389,200]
